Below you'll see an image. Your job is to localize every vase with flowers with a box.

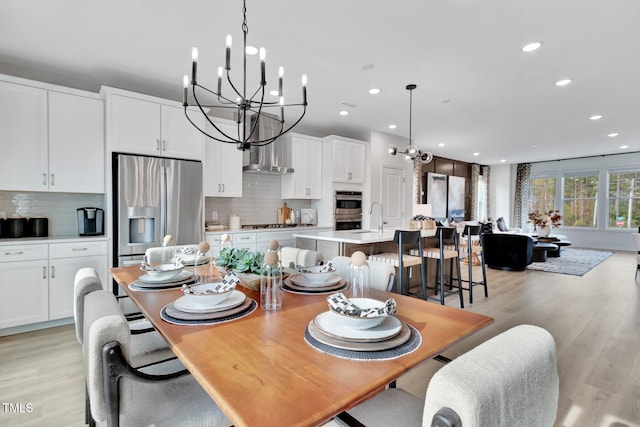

[528,210,562,237]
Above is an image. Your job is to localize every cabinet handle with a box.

[163,140,166,151]
[72,247,88,252]
[156,139,160,150]
[5,251,24,255]
[217,183,221,192]
[348,172,352,180]
[43,173,47,186]
[222,183,225,192]
[42,266,47,279]
[51,265,55,279]
[51,173,55,186]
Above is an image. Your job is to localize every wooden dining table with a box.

[111,265,494,427]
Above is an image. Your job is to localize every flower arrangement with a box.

[528,210,562,228]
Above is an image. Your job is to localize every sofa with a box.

[481,233,534,271]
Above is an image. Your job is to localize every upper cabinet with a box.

[203,119,243,197]
[327,136,366,184]
[282,133,322,199]
[102,87,203,161]
[0,76,104,193]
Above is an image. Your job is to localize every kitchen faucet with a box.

[368,201,384,234]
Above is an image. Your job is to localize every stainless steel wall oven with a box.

[334,191,362,230]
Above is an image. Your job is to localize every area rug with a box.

[527,248,613,276]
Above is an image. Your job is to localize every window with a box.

[608,169,640,229]
[529,176,556,213]
[562,172,599,227]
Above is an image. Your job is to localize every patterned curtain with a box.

[481,165,490,220]
[513,163,531,229]
[413,158,423,204]
[470,164,480,220]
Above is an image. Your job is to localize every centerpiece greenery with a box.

[215,247,264,274]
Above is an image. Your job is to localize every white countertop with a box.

[293,228,437,244]
[204,226,330,235]
[0,235,108,246]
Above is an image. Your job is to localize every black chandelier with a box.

[388,84,433,163]
[182,0,307,151]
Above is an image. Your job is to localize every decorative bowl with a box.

[328,298,388,330]
[182,282,234,306]
[141,263,184,281]
[300,265,336,283]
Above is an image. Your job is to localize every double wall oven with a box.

[334,191,362,230]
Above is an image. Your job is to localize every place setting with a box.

[283,262,349,294]
[305,292,422,360]
[129,257,196,291]
[176,246,210,266]
[160,271,257,326]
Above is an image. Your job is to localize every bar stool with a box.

[413,227,464,308]
[459,225,488,304]
[369,230,427,297]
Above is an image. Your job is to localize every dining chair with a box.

[280,246,324,268]
[458,224,488,304]
[412,227,464,308]
[144,244,199,264]
[331,256,396,291]
[83,289,231,427]
[344,324,559,427]
[369,230,427,296]
[632,233,640,281]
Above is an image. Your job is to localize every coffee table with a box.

[537,237,572,257]
[532,242,559,262]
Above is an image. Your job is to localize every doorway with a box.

[381,165,406,228]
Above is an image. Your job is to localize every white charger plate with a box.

[289,273,342,288]
[174,290,246,313]
[313,311,401,341]
[138,270,194,284]
[178,254,210,266]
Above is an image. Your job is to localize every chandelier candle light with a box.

[388,84,433,163]
[182,0,307,151]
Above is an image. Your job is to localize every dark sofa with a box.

[481,233,534,271]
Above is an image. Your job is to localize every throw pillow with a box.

[480,221,494,234]
[496,217,508,232]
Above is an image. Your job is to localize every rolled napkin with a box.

[182,271,240,294]
[327,292,397,317]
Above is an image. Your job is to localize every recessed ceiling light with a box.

[339,110,349,116]
[500,159,507,163]
[620,145,629,149]
[555,79,572,87]
[608,133,619,138]
[245,46,258,55]
[269,90,279,96]
[522,42,542,52]
[438,143,445,147]
[369,88,381,95]
[473,152,480,156]
[589,115,603,121]
[361,63,374,71]
[388,124,397,129]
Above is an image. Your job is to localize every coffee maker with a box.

[77,207,104,236]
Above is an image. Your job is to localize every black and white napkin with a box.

[327,292,397,318]
[183,271,239,294]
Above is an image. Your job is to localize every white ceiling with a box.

[1,0,639,165]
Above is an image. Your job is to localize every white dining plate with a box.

[313,311,402,341]
[138,270,194,284]
[173,290,246,313]
[178,254,210,266]
[289,273,342,288]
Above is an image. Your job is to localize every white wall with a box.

[488,164,515,225]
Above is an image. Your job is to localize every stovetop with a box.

[241,224,299,230]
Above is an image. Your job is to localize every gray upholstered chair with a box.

[331,256,396,291]
[144,244,200,264]
[345,324,559,427]
[84,289,231,427]
[280,246,324,269]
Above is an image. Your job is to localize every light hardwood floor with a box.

[1,250,638,427]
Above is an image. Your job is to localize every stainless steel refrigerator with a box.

[113,153,203,267]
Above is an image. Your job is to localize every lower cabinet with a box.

[0,239,108,332]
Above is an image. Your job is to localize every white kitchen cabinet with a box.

[282,133,322,199]
[0,77,105,193]
[106,89,203,160]
[0,245,49,329]
[48,241,108,320]
[203,119,243,197]
[256,230,296,253]
[0,80,48,191]
[48,91,105,193]
[232,233,257,252]
[330,136,366,184]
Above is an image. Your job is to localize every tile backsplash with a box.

[0,191,105,236]
[205,174,311,226]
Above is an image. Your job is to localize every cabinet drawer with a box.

[256,231,296,243]
[232,233,257,244]
[49,241,108,258]
[0,244,48,262]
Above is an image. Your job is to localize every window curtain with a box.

[513,163,531,229]
[470,164,480,220]
[413,158,422,204]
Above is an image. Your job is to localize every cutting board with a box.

[277,202,291,224]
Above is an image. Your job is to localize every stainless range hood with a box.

[242,114,294,174]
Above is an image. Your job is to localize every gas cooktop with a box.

[241,224,299,230]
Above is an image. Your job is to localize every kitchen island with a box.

[294,228,437,259]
